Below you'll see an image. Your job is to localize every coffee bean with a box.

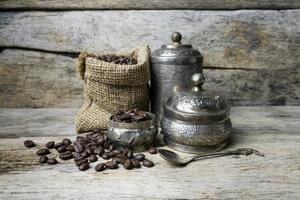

[143,159,154,168]
[112,149,122,155]
[112,157,120,165]
[45,141,55,149]
[59,151,73,160]
[116,154,127,164]
[94,147,104,156]
[47,158,58,165]
[105,161,118,169]
[79,162,90,171]
[66,145,75,152]
[86,147,94,155]
[97,138,105,146]
[123,159,133,170]
[80,151,89,158]
[56,145,67,153]
[74,143,84,153]
[89,154,98,162]
[103,142,110,150]
[63,138,72,146]
[131,159,141,168]
[134,153,145,162]
[108,144,115,151]
[76,136,85,140]
[54,142,64,149]
[24,140,36,148]
[39,156,48,163]
[75,158,88,166]
[108,151,117,158]
[148,147,157,154]
[102,152,110,160]
[95,163,106,172]
[36,148,50,156]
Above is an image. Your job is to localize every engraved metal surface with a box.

[107,112,158,152]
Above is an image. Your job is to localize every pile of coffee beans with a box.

[111,109,151,123]
[97,54,137,65]
[23,129,157,172]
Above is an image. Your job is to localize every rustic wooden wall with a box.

[0,1,299,108]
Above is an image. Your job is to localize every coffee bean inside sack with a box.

[23,129,156,172]
[111,109,151,123]
[96,54,137,65]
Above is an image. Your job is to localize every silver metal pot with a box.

[150,32,203,126]
[161,73,232,154]
[108,112,158,152]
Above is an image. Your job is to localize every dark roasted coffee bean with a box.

[59,151,73,160]
[103,142,110,150]
[74,143,84,153]
[89,154,98,162]
[76,136,85,140]
[80,151,89,158]
[148,147,157,154]
[47,158,58,165]
[112,149,122,155]
[45,141,55,149]
[123,159,133,170]
[24,140,36,148]
[36,148,50,156]
[79,162,90,171]
[112,157,120,165]
[66,145,75,152]
[94,146,104,156]
[134,153,145,162]
[131,159,141,168]
[56,145,67,153]
[85,143,97,149]
[143,159,154,168]
[102,152,110,160]
[116,154,127,164]
[39,156,48,163]
[97,138,105,146]
[54,142,64,149]
[63,138,72,146]
[105,161,118,169]
[126,150,133,159]
[86,147,94,155]
[95,163,106,172]
[75,158,88,166]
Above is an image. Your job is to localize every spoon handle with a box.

[191,148,265,161]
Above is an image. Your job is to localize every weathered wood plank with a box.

[0,107,299,199]
[0,0,299,10]
[0,49,299,107]
[0,10,299,70]
[1,107,299,138]
[0,49,83,107]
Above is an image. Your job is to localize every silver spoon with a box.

[158,148,264,166]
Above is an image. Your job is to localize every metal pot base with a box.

[164,137,228,154]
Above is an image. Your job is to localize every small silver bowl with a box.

[107,112,158,152]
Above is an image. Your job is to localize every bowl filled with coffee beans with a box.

[108,109,157,152]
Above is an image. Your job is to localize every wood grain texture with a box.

[0,10,299,70]
[0,49,83,107]
[0,0,299,10]
[0,49,299,107]
[0,107,299,199]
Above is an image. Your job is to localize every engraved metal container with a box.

[108,112,158,152]
[150,32,203,126]
[161,73,232,154]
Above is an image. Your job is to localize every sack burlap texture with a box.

[75,45,150,133]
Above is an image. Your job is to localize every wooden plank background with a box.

[0,3,299,108]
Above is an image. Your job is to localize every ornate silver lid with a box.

[164,73,231,123]
[151,32,203,65]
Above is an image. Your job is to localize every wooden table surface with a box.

[0,106,299,199]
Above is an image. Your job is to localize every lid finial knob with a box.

[171,32,182,44]
[191,73,205,92]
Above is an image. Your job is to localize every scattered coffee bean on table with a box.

[47,158,58,165]
[39,156,48,163]
[66,145,75,152]
[95,163,106,172]
[105,161,118,169]
[79,162,90,171]
[89,154,98,162]
[59,152,73,160]
[131,159,141,168]
[36,148,50,156]
[24,140,36,148]
[148,147,158,154]
[143,159,154,168]
[123,159,133,170]
[45,141,55,149]
[134,153,145,162]
[63,138,72,146]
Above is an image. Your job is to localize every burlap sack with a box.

[75,45,150,133]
